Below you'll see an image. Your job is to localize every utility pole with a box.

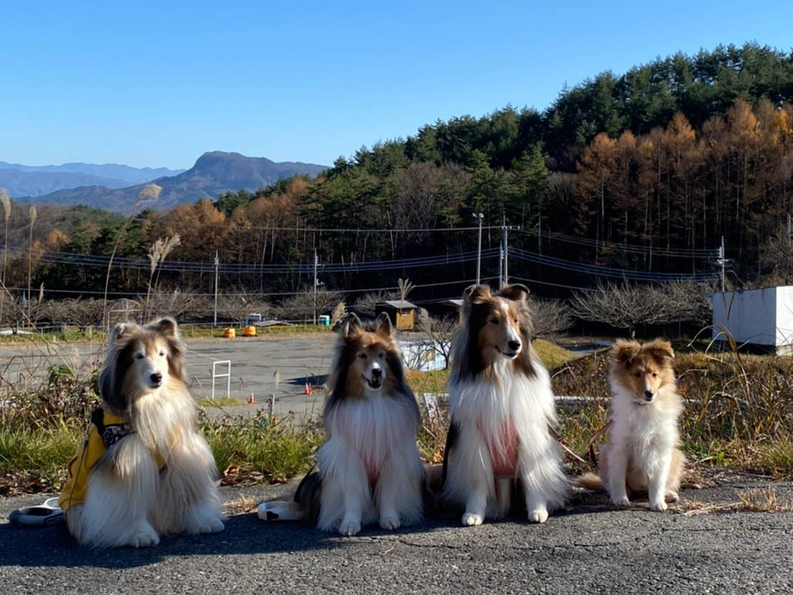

[502,215,509,286]
[720,236,725,293]
[313,249,318,325]
[475,213,483,285]
[213,251,219,326]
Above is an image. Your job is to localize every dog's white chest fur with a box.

[325,392,415,469]
[610,384,680,463]
[452,358,557,441]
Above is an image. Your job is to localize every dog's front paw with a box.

[665,490,680,503]
[649,500,668,512]
[611,495,631,508]
[528,507,549,524]
[128,527,160,548]
[338,520,361,536]
[379,515,401,530]
[462,512,484,526]
[198,516,225,534]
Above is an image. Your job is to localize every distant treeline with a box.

[2,43,793,301]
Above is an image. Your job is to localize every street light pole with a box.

[475,213,483,285]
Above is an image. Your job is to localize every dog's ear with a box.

[342,313,363,338]
[148,317,178,338]
[612,339,641,365]
[111,322,132,344]
[645,339,675,363]
[499,284,530,302]
[374,312,393,336]
[463,284,492,305]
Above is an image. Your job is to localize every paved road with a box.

[0,335,336,419]
[1,473,790,594]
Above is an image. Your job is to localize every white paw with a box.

[379,515,401,530]
[198,516,225,534]
[611,495,631,508]
[666,491,680,503]
[338,520,361,536]
[528,508,549,524]
[650,500,668,512]
[128,528,159,548]
[462,512,484,526]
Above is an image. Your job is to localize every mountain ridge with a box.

[14,151,327,212]
[0,161,185,185]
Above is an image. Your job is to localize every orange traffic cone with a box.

[247,393,256,404]
[304,382,313,395]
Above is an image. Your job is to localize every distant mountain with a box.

[0,168,130,197]
[0,161,184,185]
[18,151,327,212]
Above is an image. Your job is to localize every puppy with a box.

[442,284,568,525]
[579,339,685,511]
[259,313,424,536]
[59,318,225,547]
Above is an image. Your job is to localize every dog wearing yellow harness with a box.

[59,318,225,548]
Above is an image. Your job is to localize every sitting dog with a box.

[578,339,685,511]
[259,313,425,535]
[59,318,225,547]
[442,284,568,525]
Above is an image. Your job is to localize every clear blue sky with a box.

[2,0,790,170]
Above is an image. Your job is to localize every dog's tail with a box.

[258,467,321,522]
[576,472,604,492]
[257,500,304,521]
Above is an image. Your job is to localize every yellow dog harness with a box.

[58,409,165,513]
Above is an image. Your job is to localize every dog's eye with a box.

[135,353,144,360]
[358,353,367,359]
[379,352,385,359]
[159,351,166,357]
[634,371,641,378]
[490,318,498,325]
[652,372,657,377]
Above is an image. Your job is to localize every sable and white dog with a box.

[59,318,225,547]
[259,313,424,536]
[578,339,685,512]
[442,284,568,525]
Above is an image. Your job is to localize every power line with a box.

[521,229,717,258]
[2,276,498,299]
[5,246,501,274]
[509,247,717,281]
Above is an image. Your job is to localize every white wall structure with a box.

[712,286,793,354]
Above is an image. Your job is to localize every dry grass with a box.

[223,493,258,515]
[678,487,792,516]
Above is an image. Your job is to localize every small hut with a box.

[376,300,418,331]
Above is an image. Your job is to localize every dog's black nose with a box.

[372,368,382,378]
[507,340,521,352]
[643,389,654,400]
[151,372,163,384]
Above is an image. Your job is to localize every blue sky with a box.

[2,1,790,169]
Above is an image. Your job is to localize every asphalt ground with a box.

[1,470,791,594]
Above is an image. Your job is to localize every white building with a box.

[711,286,793,354]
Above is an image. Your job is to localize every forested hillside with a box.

[2,43,793,303]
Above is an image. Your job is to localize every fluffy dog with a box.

[578,339,685,511]
[442,284,568,525]
[259,313,424,536]
[59,318,225,547]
